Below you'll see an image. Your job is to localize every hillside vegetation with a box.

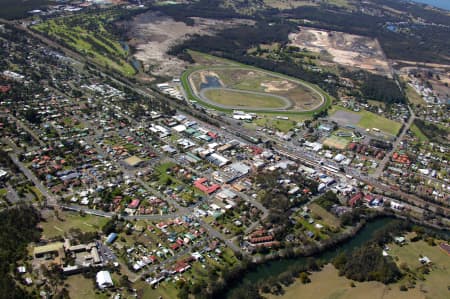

[0,205,41,299]
[32,9,139,76]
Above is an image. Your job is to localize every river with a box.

[410,0,450,10]
[226,217,450,297]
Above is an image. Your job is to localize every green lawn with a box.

[204,88,288,109]
[29,186,44,202]
[268,263,424,299]
[330,106,402,135]
[294,217,329,240]
[254,116,299,132]
[323,135,351,150]
[410,124,428,143]
[40,211,109,239]
[388,236,450,299]
[134,280,180,299]
[357,111,401,135]
[66,275,110,299]
[405,85,425,106]
[309,203,341,229]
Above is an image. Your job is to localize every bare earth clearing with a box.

[123,12,253,76]
[289,26,392,77]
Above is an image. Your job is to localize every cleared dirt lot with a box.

[289,26,392,77]
[330,110,362,125]
[123,12,253,77]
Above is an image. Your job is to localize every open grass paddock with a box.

[268,264,427,299]
[202,88,290,109]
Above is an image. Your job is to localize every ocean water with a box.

[410,0,450,10]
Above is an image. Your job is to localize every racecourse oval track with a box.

[185,66,326,112]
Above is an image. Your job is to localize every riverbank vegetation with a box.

[266,225,450,298]
[333,243,402,283]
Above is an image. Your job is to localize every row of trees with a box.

[414,119,449,145]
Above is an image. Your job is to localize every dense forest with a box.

[360,73,405,104]
[0,205,41,299]
[150,0,249,23]
[283,4,450,64]
[333,243,401,283]
[0,0,50,19]
[375,0,450,26]
[158,0,450,65]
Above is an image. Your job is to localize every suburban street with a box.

[373,105,416,178]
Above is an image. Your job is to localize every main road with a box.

[8,152,58,207]
[372,105,415,178]
[3,19,448,228]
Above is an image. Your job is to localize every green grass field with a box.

[32,12,136,76]
[134,280,180,299]
[66,275,109,299]
[203,88,288,109]
[309,203,341,228]
[405,85,426,106]
[40,211,109,239]
[323,135,351,150]
[388,235,450,299]
[330,106,402,135]
[253,117,299,132]
[190,66,323,111]
[269,264,425,299]
[410,124,429,143]
[357,112,401,135]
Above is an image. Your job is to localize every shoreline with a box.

[220,211,450,298]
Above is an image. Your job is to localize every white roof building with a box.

[173,124,187,132]
[334,154,346,162]
[96,271,113,289]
